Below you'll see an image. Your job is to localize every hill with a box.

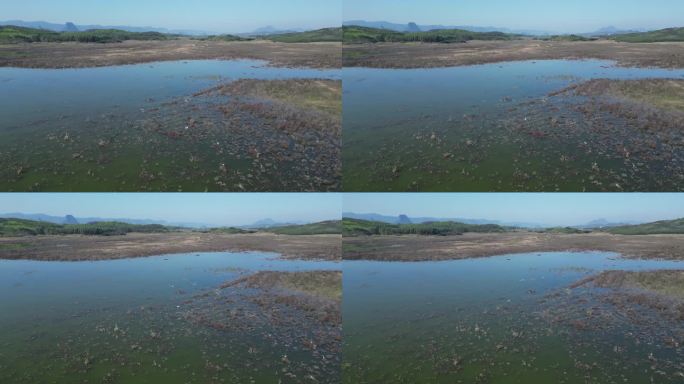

[343,25,516,44]
[0,218,171,236]
[206,227,254,234]
[343,218,506,236]
[612,27,684,42]
[0,25,170,43]
[264,220,341,235]
[604,218,684,235]
[545,34,597,42]
[203,34,251,42]
[343,20,550,35]
[262,28,342,43]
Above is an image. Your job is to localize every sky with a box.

[0,193,341,227]
[0,0,341,33]
[343,193,684,226]
[344,0,684,34]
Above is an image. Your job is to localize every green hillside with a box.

[604,218,684,235]
[612,27,684,42]
[206,227,254,234]
[343,218,506,236]
[0,218,170,236]
[545,34,596,42]
[541,227,590,234]
[265,220,341,235]
[343,25,516,44]
[0,25,170,44]
[203,34,251,42]
[263,27,342,43]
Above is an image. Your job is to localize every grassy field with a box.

[215,78,342,117]
[0,25,169,43]
[590,270,684,299]
[605,218,684,235]
[343,218,506,236]
[607,79,684,112]
[342,25,516,44]
[265,220,341,235]
[261,27,342,43]
[613,27,684,42]
[0,218,170,236]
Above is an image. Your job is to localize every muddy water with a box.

[343,60,684,192]
[0,252,339,383]
[343,252,684,383]
[0,60,340,191]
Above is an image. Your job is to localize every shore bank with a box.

[0,232,341,261]
[343,232,684,261]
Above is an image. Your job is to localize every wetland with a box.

[343,43,684,192]
[0,248,341,383]
[0,43,341,192]
[343,251,684,383]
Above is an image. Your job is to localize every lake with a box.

[0,60,340,191]
[0,251,340,383]
[343,252,684,383]
[343,60,684,191]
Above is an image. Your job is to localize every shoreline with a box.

[343,40,684,69]
[0,232,341,261]
[0,40,341,69]
[343,232,684,261]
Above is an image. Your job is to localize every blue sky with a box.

[344,0,684,33]
[0,193,341,226]
[1,0,341,33]
[344,193,684,226]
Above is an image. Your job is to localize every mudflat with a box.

[0,232,341,261]
[0,39,341,69]
[343,40,684,69]
[343,232,684,261]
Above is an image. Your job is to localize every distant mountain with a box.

[0,213,206,227]
[64,22,78,32]
[576,218,640,229]
[342,212,543,228]
[243,218,309,229]
[0,20,212,35]
[397,214,412,224]
[247,25,303,36]
[343,20,551,36]
[63,215,79,225]
[406,22,421,32]
[586,26,644,36]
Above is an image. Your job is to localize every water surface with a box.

[343,252,684,383]
[0,251,338,383]
[0,60,340,191]
[343,60,684,191]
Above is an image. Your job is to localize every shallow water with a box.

[342,60,684,191]
[0,60,340,191]
[343,252,684,383]
[0,60,337,129]
[0,252,338,383]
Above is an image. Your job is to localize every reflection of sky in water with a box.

[0,59,340,130]
[0,251,339,323]
[343,60,684,131]
[344,251,684,317]
[343,251,684,383]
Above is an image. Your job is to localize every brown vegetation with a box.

[343,40,684,69]
[0,39,341,69]
[0,232,341,261]
[343,232,684,261]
